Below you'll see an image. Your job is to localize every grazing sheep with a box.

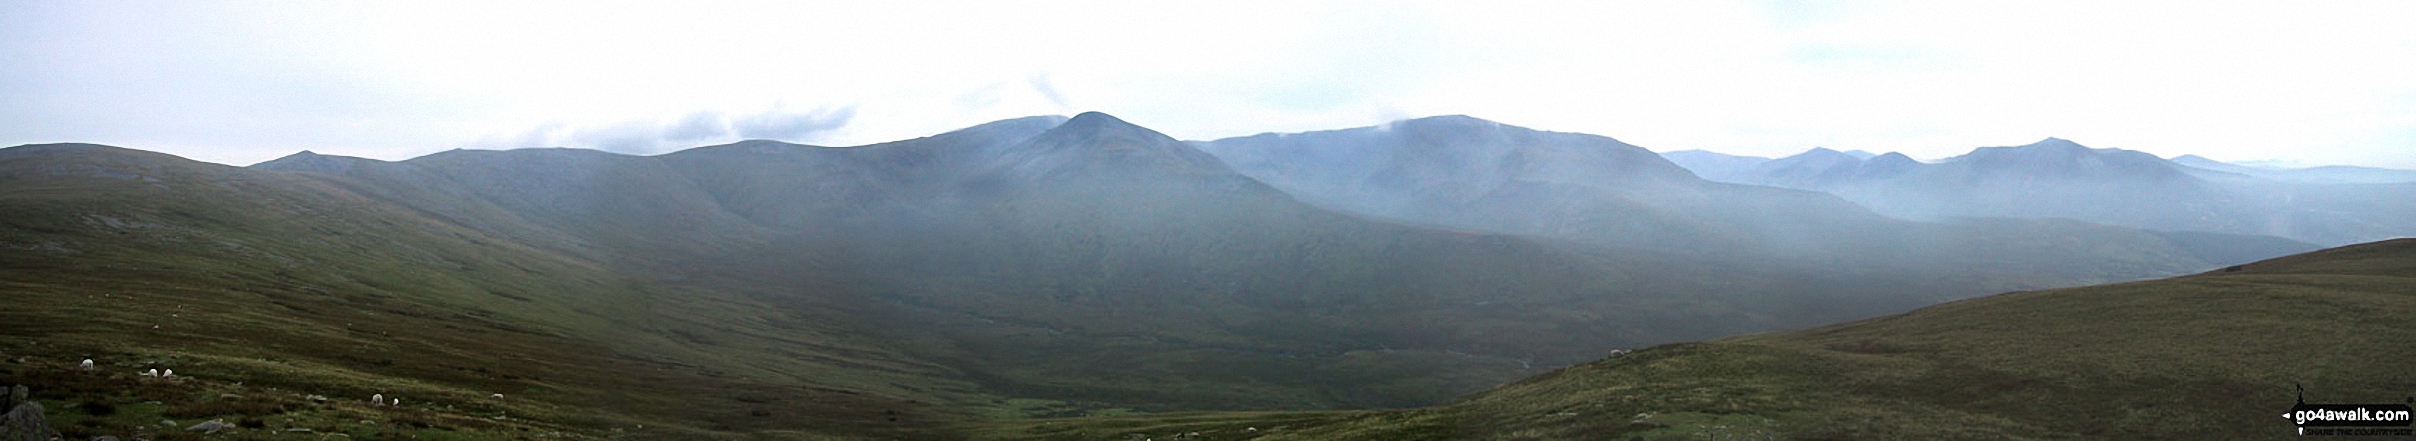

[391,398,400,406]
[79,358,94,371]
[491,393,504,399]
[161,369,175,378]
[142,368,159,377]
[372,394,384,405]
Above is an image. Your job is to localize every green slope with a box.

[0,144,966,440]
[975,238,2416,440]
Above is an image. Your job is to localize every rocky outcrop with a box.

[1,384,58,441]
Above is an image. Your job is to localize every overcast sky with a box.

[5,1,2412,168]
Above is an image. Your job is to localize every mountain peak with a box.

[266,150,327,161]
[1061,111,1135,130]
[989,114,1073,130]
[1944,137,2198,182]
[1035,112,1174,146]
[730,139,805,147]
[1755,147,1873,182]
[1406,114,1492,124]
[2027,137,2087,150]
[253,149,385,173]
[989,111,1236,181]
[1954,138,2098,162]
[1388,115,1508,132]
[1036,112,1172,144]
[1782,147,1861,164]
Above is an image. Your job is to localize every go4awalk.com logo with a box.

[2287,385,2413,436]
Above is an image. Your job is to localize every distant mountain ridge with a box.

[1664,139,2416,245]
[2168,153,2416,184]
[1200,118,2309,291]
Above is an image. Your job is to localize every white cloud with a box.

[469,105,853,155]
[732,104,854,141]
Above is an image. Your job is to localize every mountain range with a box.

[0,113,2386,439]
[2170,154,2416,184]
[1667,139,2416,246]
[1198,118,2310,286]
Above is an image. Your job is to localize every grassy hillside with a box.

[975,238,2416,440]
[0,144,971,440]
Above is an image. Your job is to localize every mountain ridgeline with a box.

[1198,117,2313,292]
[1669,138,2416,246]
[0,113,2351,439]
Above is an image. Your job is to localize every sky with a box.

[4,1,2413,168]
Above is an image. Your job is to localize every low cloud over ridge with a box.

[484,104,857,155]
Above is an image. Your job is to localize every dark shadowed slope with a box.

[977,238,2416,440]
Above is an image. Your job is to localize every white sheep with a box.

[162,368,175,378]
[142,368,159,377]
[491,393,504,399]
[391,398,400,406]
[372,393,385,405]
[79,359,94,371]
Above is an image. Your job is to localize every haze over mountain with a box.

[1657,149,1769,183]
[0,113,2336,439]
[1668,139,2416,246]
[1199,117,2310,289]
[2170,154,2416,184]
